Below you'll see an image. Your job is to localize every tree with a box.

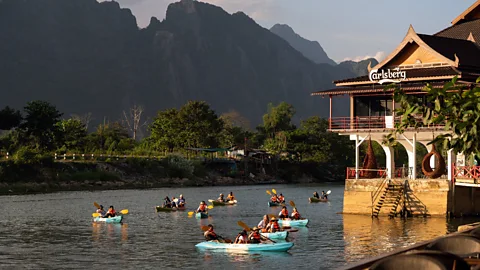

[56,118,87,152]
[20,100,62,151]
[123,104,147,141]
[220,110,250,130]
[176,101,223,148]
[89,122,130,152]
[262,102,296,137]
[387,77,480,156]
[0,106,22,130]
[71,112,93,131]
[149,108,181,152]
[219,111,249,148]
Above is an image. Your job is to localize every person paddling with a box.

[248,227,262,244]
[291,207,301,220]
[96,205,106,216]
[163,196,172,208]
[217,193,225,202]
[257,215,270,232]
[279,205,289,219]
[204,224,219,241]
[313,191,320,199]
[227,192,235,202]
[270,194,278,203]
[234,230,248,244]
[266,217,280,233]
[177,195,185,207]
[171,197,177,208]
[104,206,116,218]
[321,190,328,200]
[278,193,285,203]
[196,201,207,213]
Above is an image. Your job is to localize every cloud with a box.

[342,51,386,62]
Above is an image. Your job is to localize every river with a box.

[0,184,478,269]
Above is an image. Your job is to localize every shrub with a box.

[163,153,194,178]
[13,146,40,165]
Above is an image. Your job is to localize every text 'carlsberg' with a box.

[369,67,407,84]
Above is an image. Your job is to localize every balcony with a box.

[329,116,445,131]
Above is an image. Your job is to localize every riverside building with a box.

[312,1,480,217]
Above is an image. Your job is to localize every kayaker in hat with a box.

[278,193,285,203]
[257,215,269,232]
[270,194,278,203]
[279,205,289,219]
[291,207,301,220]
[234,230,248,244]
[248,227,262,244]
[104,206,116,218]
[313,191,320,199]
[217,193,225,202]
[266,217,280,233]
[204,224,219,241]
[196,201,207,213]
[321,191,328,200]
[227,192,235,202]
[96,205,106,216]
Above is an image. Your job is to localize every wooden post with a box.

[329,95,333,130]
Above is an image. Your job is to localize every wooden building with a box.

[312,1,480,217]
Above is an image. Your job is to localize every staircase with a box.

[403,182,429,217]
[372,181,404,218]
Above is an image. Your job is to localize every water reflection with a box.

[91,223,128,242]
[343,215,448,263]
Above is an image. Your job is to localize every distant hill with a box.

[270,24,337,66]
[338,58,379,77]
[0,0,355,128]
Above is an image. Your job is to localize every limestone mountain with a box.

[0,0,353,128]
[338,58,379,77]
[270,24,337,66]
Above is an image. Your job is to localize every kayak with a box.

[268,201,285,207]
[155,206,186,212]
[278,218,308,227]
[93,216,123,223]
[196,212,209,219]
[309,197,328,203]
[195,241,294,252]
[261,230,288,240]
[211,200,237,206]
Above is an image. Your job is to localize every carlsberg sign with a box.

[369,67,407,84]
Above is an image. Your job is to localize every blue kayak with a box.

[261,230,288,240]
[268,202,285,207]
[93,216,123,223]
[195,241,293,252]
[277,218,308,227]
[196,212,208,219]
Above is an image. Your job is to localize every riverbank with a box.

[0,158,294,195]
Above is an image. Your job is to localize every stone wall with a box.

[343,178,450,216]
[452,185,480,216]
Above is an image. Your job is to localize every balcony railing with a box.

[454,165,480,181]
[329,116,445,131]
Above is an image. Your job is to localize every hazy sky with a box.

[112,0,473,63]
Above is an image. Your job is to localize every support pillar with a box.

[447,149,456,181]
[382,145,395,179]
[355,135,359,180]
[400,133,417,180]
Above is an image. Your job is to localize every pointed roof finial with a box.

[407,24,416,34]
[468,32,476,43]
[454,53,460,66]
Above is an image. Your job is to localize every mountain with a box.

[338,58,379,77]
[270,24,336,66]
[0,0,353,128]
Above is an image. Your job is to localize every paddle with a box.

[208,199,215,203]
[266,190,272,196]
[272,189,277,195]
[326,190,331,195]
[188,205,213,216]
[94,202,100,209]
[237,221,276,243]
[201,226,231,243]
[289,200,296,208]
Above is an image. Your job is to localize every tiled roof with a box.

[333,66,460,84]
[311,81,467,97]
[436,19,480,42]
[418,34,480,67]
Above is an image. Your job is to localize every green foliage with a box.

[13,146,40,165]
[0,106,22,130]
[387,77,480,155]
[56,118,87,152]
[262,102,296,136]
[20,100,63,151]
[150,108,180,152]
[163,153,194,178]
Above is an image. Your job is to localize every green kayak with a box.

[155,206,186,212]
[211,200,237,206]
[309,197,328,203]
[268,201,285,207]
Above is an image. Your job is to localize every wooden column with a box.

[329,95,333,129]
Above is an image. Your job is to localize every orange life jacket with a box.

[272,221,280,230]
[199,205,206,212]
[250,232,261,241]
[281,209,288,216]
[108,209,116,215]
[278,195,284,202]
[271,196,277,202]
[292,211,300,219]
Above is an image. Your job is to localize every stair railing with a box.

[371,175,389,216]
[404,180,429,216]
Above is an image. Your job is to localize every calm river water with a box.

[0,184,478,269]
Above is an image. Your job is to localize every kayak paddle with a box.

[326,190,331,195]
[201,225,232,243]
[266,190,272,196]
[208,199,215,203]
[92,213,101,217]
[188,211,194,216]
[272,189,277,195]
[238,221,276,243]
[92,209,128,218]
[94,202,100,209]
[289,200,296,208]
[208,205,214,209]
